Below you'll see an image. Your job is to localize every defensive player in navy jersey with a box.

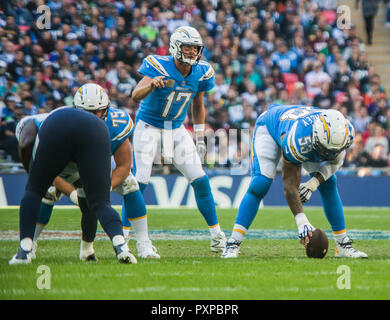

[222,104,368,259]
[9,106,135,264]
[123,26,227,252]
[21,83,159,261]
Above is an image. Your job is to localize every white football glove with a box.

[298,177,320,203]
[42,186,63,205]
[196,137,207,161]
[113,174,139,196]
[69,190,79,206]
[295,212,315,242]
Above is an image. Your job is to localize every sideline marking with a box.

[1,229,389,241]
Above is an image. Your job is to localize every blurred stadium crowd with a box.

[0,0,389,175]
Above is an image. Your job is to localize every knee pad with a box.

[247,174,273,199]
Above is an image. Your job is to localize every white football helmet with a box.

[169,26,203,66]
[73,83,110,120]
[312,109,352,160]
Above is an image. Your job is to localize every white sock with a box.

[33,224,46,241]
[20,237,33,251]
[131,216,150,242]
[81,240,94,253]
[209,224,222,238]
[112,235,125,247]
[123,226,130,239]
[333,230,347,243]
[230,224,247,243]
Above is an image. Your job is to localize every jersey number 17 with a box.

[162,91,192,120]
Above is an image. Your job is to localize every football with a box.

[305,229,329,259]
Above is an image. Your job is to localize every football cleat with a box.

[136,240,160,259]
[9,246,32,265]
[334,237,368,258]
[30,241,38,259]
[80,249,98,262]
[221,239,241,258]
[210,231,227,252]
[113,243,137,264]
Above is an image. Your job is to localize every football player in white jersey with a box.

[123,26,226,252]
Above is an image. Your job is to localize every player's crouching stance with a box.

[123,26,226,252]
[9,107,135,265]
[29,83,159,261]
[222,105,367,259]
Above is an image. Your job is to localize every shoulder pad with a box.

[198,61,215,81]
[109,109,134,141]
[143,55,170,76]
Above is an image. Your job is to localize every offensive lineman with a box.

[222,104,368,259]
[9,106,135,264]
[19,83,160,261]
[122,26,226,252]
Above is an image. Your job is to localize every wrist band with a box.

[194,124,205,132]
[295,212,309,227]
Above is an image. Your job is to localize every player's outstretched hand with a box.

[151,76,166,90]
[298,223,315,247]
[295,212,315,247]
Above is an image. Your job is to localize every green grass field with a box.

[1,206,390,300]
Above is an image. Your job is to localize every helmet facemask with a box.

[312,134,344,161]
[175,42,204,66]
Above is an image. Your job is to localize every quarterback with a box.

[222,104,368,259]
[123,26,226,252]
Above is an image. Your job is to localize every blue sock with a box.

[138,182,147,194]
[123,190,147,220]
[317,175,346,232]
[191,175,218,227]
[121,199,131,229]
[235,175,273,229]
[38,202,54,225]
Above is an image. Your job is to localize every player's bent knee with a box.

[248,174,273,199]
[318,175,337,192]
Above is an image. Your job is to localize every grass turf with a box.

[1,207,390,300]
